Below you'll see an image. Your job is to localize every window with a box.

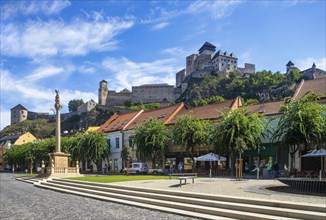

[115,137,120,148]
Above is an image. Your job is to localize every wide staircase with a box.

[29,178,325,220]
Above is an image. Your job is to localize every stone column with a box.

[54,90,62,153]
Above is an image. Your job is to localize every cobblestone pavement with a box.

[0,173,197,220]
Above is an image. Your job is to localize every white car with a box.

[124,163,148,174]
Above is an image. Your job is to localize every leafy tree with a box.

[5,138,56,172]
[68,99,84,112]
[287,70,303,84]
[68,131,110,172]
[133,118,170,168]
[173,115,212,169]
[0,119,55,139]
[271,93,326,171]
[120,88,131,93]
[212,109,266,175]
[244,99,259,106]
[124,99,133,108]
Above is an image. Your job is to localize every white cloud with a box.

[0,67,97,123]
[141,0,242,26]
[151,22,169,30]
[161,47,186,56]
[102,57,182,90]
[297,57,326,71]
[1,0,71,20]
[0,110,11,131]
[1,15,134,58]
[186,0,242,20]
[238,51,252,66]
[27,65,66,82]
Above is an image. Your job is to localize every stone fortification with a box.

[99,81,176,107]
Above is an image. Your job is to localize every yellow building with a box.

[0,132,37,170]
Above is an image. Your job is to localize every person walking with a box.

[273,161,279,178]
[266,161,273,178]
[178,162,183,173]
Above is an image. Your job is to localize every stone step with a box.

[35,179,322,220]
[16,177,43,184]
[44,179,325,220]
[36,183,235,220]
[52,178,326,213]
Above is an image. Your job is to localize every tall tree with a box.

[212,109,266,175]
[133,118,170,168]
[68,99,84,112]
[173,115,211,169]
[70,131,110,172]
[271,93,326,171]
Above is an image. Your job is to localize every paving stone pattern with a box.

[0,173,198,220]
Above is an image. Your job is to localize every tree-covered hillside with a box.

[179,70,305,106]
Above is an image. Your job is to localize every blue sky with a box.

[1,0,325,130]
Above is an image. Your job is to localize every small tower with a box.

[98,80,108,105]
[10,104,28,125]
[286,60,295,73]
[312,62,316,70]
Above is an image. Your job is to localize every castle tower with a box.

[10,104,28,125]
[98,80,108,105]
[198,42,216,56]
[286,60,295,73]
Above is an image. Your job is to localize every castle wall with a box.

[27,111,50,120]
[194,54,213,71]
[132,84,175,103]
[176,69,186,87]
[106,91,132,106]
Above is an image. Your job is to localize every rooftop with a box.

[125,103,185,130]
[293,78,326,100]
[168,98,242,125]
[98,111,142,133]
[244,100,285,116]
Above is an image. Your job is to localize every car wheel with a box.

[136,170,140,175]
[153,171,157,175]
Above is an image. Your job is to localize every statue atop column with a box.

[54,90,62,153]
[55,90,62,110]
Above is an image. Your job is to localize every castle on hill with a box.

[9,42,326,126]
[99,42,256,107]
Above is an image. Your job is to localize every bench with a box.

[177,176,197,187]
[168,173,198,179]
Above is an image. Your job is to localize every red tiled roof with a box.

[293,78,326,99]
[98,111,142,132]
[244,100,284,116]
[167,98,242,125]
[125,103,185,130]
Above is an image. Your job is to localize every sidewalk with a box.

[112,177,326,205]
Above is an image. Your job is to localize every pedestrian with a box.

[169,164,174,174]
[12,166,15,173]
[266,161,273,178]
[244,162,249,174]
[178,162,183,173]
[273,161,279,178]
[103,164,108,174]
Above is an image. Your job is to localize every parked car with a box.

[123,163,148,174]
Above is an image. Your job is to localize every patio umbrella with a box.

[196,153,227,177]
[301,149,326,180]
